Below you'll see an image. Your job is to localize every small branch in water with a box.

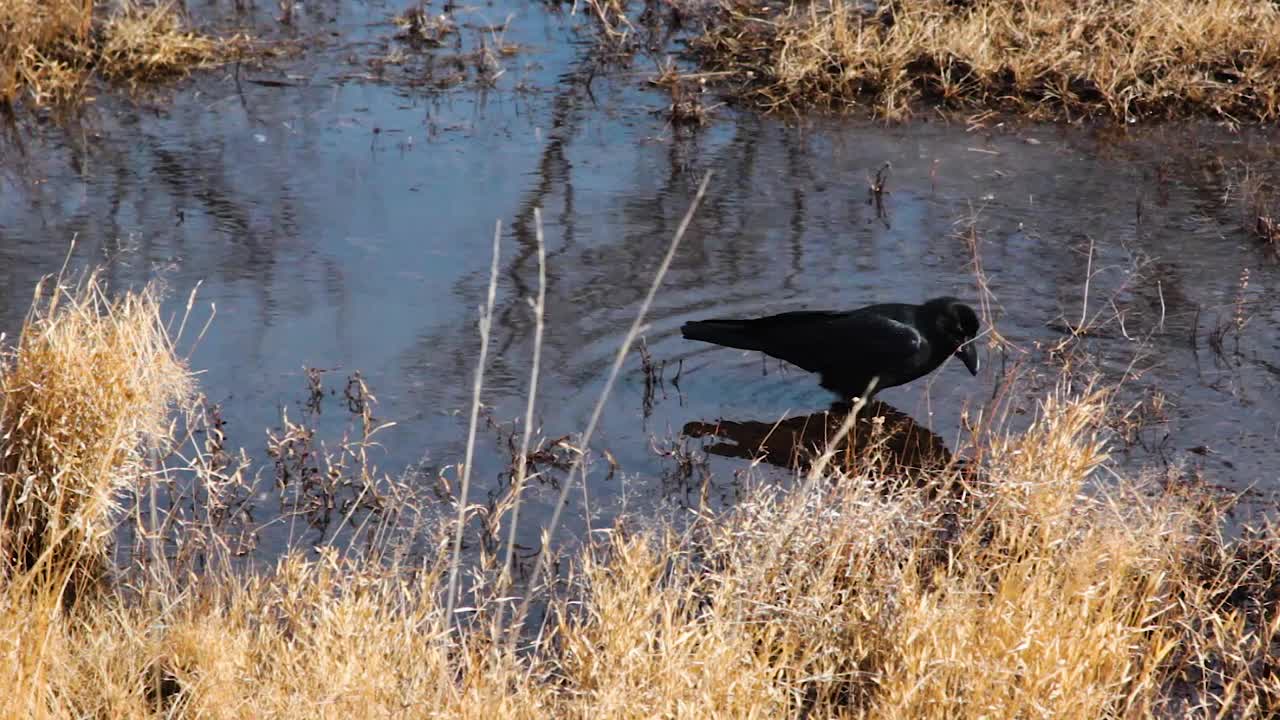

[1075,236,1094,334]
[867,161,891,224]
[867,161,891,196]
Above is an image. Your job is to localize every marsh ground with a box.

[3,0,1280,715]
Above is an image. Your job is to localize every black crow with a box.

[680,297,981,401]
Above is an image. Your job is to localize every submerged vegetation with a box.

[0,262,1276,717]
[1232,165,1280,256]
[0,0,237,108]
[687,0,1280,121]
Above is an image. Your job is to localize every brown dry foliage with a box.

[692,0,1280,121]
[0,0,234,108]
[0,270,1276,717]
[0,270,191,604]
[1,390,1275,717]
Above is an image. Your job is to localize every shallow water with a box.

[1,0,1278,561]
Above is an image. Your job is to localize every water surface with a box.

[1,0,1277,561]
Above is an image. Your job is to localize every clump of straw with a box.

[0,270,192,602]
[98,1,223,86]
[0,0,235,108]
[693,0,1280,121]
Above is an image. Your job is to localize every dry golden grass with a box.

[0,268,1277,717]
[98,1,225,86]
[3,390,1277,717]
[692,0,1280,121]
[0,0,93,106]
[543,388,1278,718]
[0,270,191,605]
[0,0,234,108]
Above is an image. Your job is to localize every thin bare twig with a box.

[1075,237,1095,334]
[444,220,502,631]
[495,208,547,638]
[509,171,713,637]
[805,379,878,482]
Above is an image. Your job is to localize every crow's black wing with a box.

[745,309,926,377]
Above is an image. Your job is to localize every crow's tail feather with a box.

[680,319,764,352]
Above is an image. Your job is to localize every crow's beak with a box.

[956,340,980,376]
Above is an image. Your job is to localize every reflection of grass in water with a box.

[0,0,239,108]
[689,0,1280,122]
[1234,165,1280,255]
[3,255,1279,711]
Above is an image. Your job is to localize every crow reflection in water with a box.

[683,401,952,477]
[681,297,982,402]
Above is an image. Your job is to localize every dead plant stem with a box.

[444,220,502,632]
[510,171,712,637]
[496,208,547,639]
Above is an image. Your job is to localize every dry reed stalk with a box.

[510,170,713,635]
[444,221,502,630]
[496,207,548,638]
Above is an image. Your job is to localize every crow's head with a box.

[923,297,981,375]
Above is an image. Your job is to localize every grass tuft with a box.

[691,0,1280,121]
[0,0,238,108]
[98,1,223,86]
[0,270,192,604]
